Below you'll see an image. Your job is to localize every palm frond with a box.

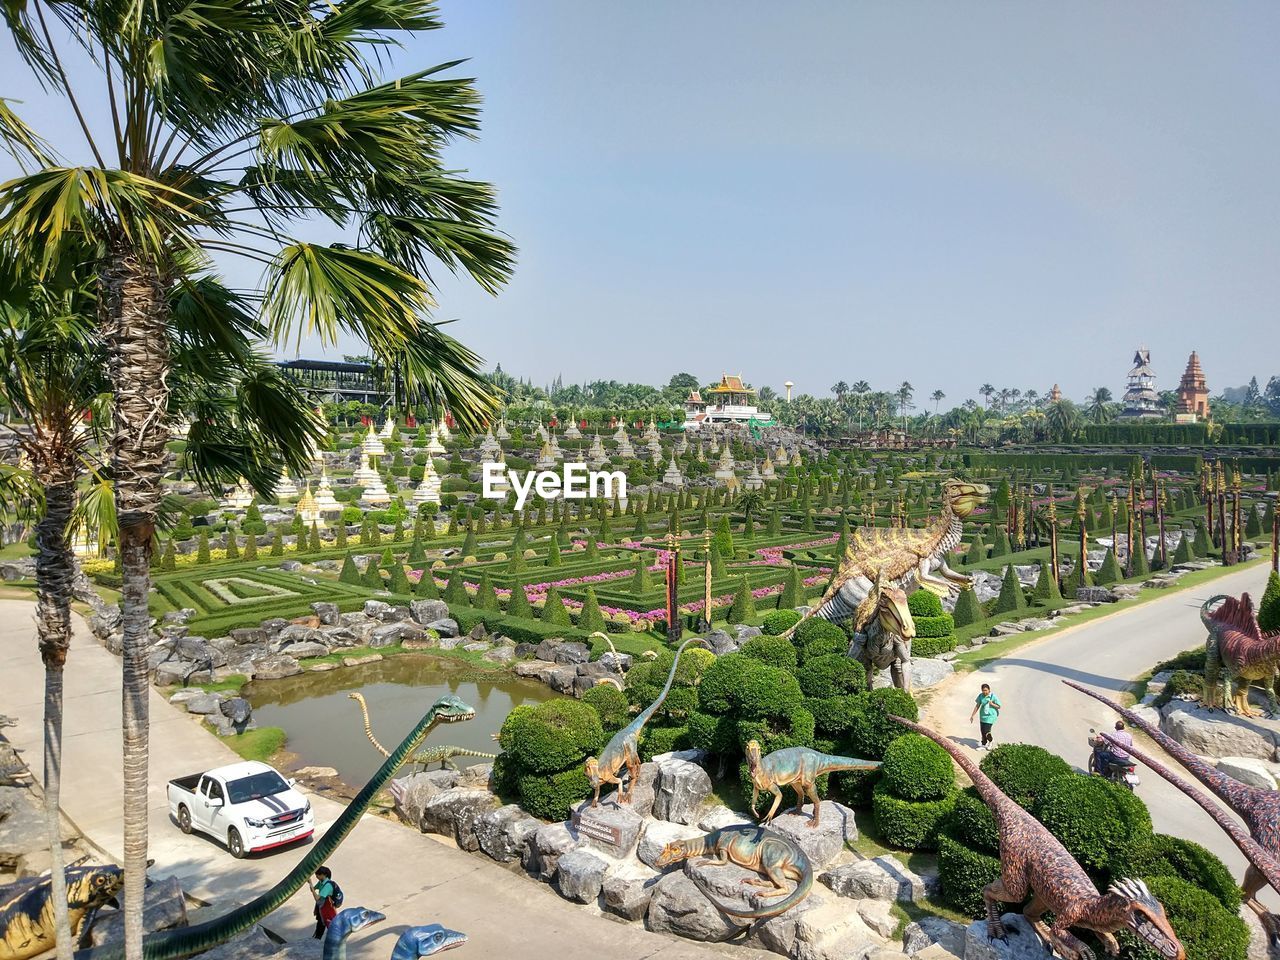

[0,98,56,169]
[390,320,500,432]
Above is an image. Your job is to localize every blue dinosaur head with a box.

[431,695,475,725]
[396,923,468,957]
[326,906,387,945]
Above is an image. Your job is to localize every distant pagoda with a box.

[1119,348,1163,420]
[1174,351,1210,423]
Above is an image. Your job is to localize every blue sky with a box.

[4,1,1278,406]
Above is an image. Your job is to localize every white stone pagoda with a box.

[220,477,254,510]
[296,484,320,524]
[495,419,510,440]
[761,456,776,479]
[413,460,441,505]
[587,434,608,468]
[563,418,581,440]
[424,426,446,456]
[536,440,559,471]
[275,470,298,499]
[478,428,501,458]
[436,419,452,442]
[380,417,395,439]
[714,445,737,484]
[314,468,341,514]
[743,463,765,491]
[662,456,685,488]
[614,430,635,460]
[353,451,381,485]
[361,431,385,459]
[548,434,563,459]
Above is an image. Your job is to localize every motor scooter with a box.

[1087,730,1139,791]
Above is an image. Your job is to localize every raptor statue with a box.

[348,693,496,769]
[70,694,476,960]
[0,866,122,960]
[847,571,917,693]
[1200,593,1280,716]
[655,824,813,920]
[585,637,706,807]
[896,717,1186,960]
[744,740,879,827]
[1066,680,1280,944]
[780,479,987,641]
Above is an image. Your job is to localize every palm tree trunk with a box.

[35,474,77,960]
[102,244,171,960]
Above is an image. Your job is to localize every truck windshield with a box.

[226,771,290,805]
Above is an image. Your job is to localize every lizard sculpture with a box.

[655,824,813,919]
[1065,680,1280,943]
[896,717,1185,960]
[781,479,987,640]
[584,637,706,807]
[71,694,476,960]
[1200,593,1280,716]
[0,866,122,960]
[847,571,917,693]
[744,740,880,827]
[390,924,468,959]
[323,907,385,960]
[347,693,496,769]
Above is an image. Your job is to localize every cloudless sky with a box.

[4,2,1278,406]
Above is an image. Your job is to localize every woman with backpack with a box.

[308,866,343,937]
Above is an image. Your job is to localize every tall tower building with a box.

[1120,348,1163,420]
[1174,352,1210,423]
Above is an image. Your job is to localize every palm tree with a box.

[831,381,849,405]
[979,383,996,408]
[1046,398,1081,442]
[896,381,914,431]
[2,7,514,950]
[1088,387,1114,424]
[930,389,945,416]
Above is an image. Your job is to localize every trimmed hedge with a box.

[1034,775,1153,873]
[937,828,1001,915]
[762,609,802,636]
[639,724,690,761]
[581,684,630,729]
[797,654,866,698]
[741,634,800,672]
[979,743,1073,811]
[498,700,603,774]
[793,617,849,663]
[848,686,919,759]
[871,780,954,851]
[515,767,593,822]
[882,733,954,801]
[947,786,999,853]
[806,694,864,737]
[913,635,957,658]
[1109,833,1240,912]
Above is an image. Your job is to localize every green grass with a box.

[222,726,287,763]
[0,542,33,560]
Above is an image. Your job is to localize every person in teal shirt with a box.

[969,683,1002,750]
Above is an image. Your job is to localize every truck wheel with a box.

[177,806,192,835]
[227,828,246,859]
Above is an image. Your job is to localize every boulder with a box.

[734,625,763,642]
[572,799,643,857]
[601,863,661,920]
[652,757,712,824]
[513,661,557,681]
[468,622,488,642]
[362,600,394,620]
[856,898,897,937]
[483,645,516,665]
[910,658,953,690]
[636,819,704,869]
[526,822,577,880]
[410,599,450,625]
[219,697,252,726]
[821,854,931,903]
[311,602,340,625]
[544,665,580,696]
[598,762,659,819]
[767,801,858,868]
[1075,586,1113,604]
[183,693,223,716]
[645,870,745,941]
[788,906,884,960]
[272,624,327,649]
[1216,757,1279,790]
[1160,701,1280,761]
[554,847,609,903]
[902,915,965,956]
[963,912,1053,960]
[369,621,425,647]
[426,618,459,638]
[533,639,563,661]
[251,655,302,680]
[419,788,497,851]
[989,622,1023,638]
[552,642,590,665]
[597,651,633,673]
[274,641,328,661]
[279,560,302,572]
[342,654,383,667]
[87,875,188,947]
[153,663,212,687]
[705,629,739,656]
[697,804,745,832]
[259,618,290,636]
[462,641,490,653]
[390,771,460,828]
[474,804,540,863]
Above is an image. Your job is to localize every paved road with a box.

[924,561,1278,910]
[0,599,749,959]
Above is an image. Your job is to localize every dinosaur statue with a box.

[390,924,468,959]
[1201,593,1280,716]
[0,866,123,960]
[323,907,385,960]
[1065,680,1280,944]
[655,824,813,919]
[895,717,1186,960]
[781,479,987,640]
[744,740,880,828]
[347,693,496,769]
[72,694,476,960]
[584,637,707,807]
[847,571,917,693]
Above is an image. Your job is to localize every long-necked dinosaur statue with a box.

[780,479,987,641]
[347,693,496,769]
[584,637,707,807]
[0,866,122,960]
[71,694,476,960]
[655,824,813,920]
[390,924,468,959]
[847,571,917,693]
[744,740,879,828]
[895,717,1186,960]
[322,907,386,960]
[1200,593,1280,716]
[1065,679,1280,944]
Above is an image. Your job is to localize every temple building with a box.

[1049,384,1062,403]
[682,374,774,430]
[1119,348,1163,420]
[1174,352,1210,423]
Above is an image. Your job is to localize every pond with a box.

[245,655,558,788]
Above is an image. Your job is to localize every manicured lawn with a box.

[222,726,287,763]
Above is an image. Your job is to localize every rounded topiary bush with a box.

[912,614,954,639]
[1034,774,1153,873]
[639,724,689,761]
[871,780,954,851]
[806,694,865,737]
[1109,833,1240,912]
[735,663,804,721]
[794,617,848,663]
[907,590,944,618]
[946,786,999,853]
[762,609,802,636]
[797,654,866,698]
[1117,875,1248,960]
[882,733,954,801]
[515,766,593,822]
[581,684,630,730]
[848,686,919,758]
[937,827,1001,916]
[498,700,604,774]
[699,653,757,713]
[979,743,1073,811]
[686,709,737,754]
[741,634,799,672]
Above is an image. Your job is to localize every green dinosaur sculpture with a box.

[0,866,122,960]
[72,694,475,960]
[585,637,706,807]
[745,740,880,827]
[1201,593,1280,716]
[348,692,496,769]
[655,824,813,919]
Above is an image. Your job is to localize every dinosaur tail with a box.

[636,636,707,727]
[1201,595,1230,631]
[348,692,391,757]
[705,865,814,919]
[817,754,882,775]
[890,717,1004,810]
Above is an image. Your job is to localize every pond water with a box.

[245,655,557,788]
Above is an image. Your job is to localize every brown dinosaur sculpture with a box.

[1201,593,1280,716]
[895,717,1185,960]
[744,740,879,827]
[1066,679,1280,944]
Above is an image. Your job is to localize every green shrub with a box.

[498,700,604,774]
[907,590,944,618]
[1109,833,1240,912]
[872,781,954,851]
[687,710,738,754]
[699,653,758,714]
[516,766,592,822]
[741,634,799,672]
[1034,774,1152,873]
[196,531,211,563]
[541,586,572,626]
[848,686,918,758]
[762,609,802,636]
[1171,532,1194,566]
[776,566,804,610]
[991,564,1024,614]
[506,579,532,618]
[1031,558,1061,603]
[1153,669,1203,708]
[913,635,956,658]
[736,663,804,720]
[727,575,756,624]
[882,733,954,801]
[807,694,864,737]
[913,614,953,638]
[1095,548,1123,585]
[639,725,690,761]
[1260,570,1280,634]
[946,786,999,852]
[951,587,983,627]
[1117,875,1247,960]
[794,617,847,663]
[797,654,866,698]
[490,751,519,798]
[577,586,607,633]
[978,743,1072,811]
[582,684,630,730]
[937,828,1002,916]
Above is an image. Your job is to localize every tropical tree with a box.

[1046,398,1082,442]
[1088,387,1114,424]
[831,381,849,405]
[979,383,996,408]
[930,389,945,416]
[896,381,914,431]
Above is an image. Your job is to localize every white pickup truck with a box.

[167,761,314,858]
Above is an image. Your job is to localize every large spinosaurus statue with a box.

[896,717,1186,960]
[1200,593,1280,716]
[655,824,813,920]
[585,637,706,807]
[1065,680,1280,944]
[780,479,988,641]
[347,693,496,769]
[744,740,879,828]
[70,694,476,960]
[0,866,122,960]
[847,571,917,693]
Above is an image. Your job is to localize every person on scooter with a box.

[1093,720,1133,776]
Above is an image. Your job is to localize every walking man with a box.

[969,683,1002,750]
[308,866,342,938]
